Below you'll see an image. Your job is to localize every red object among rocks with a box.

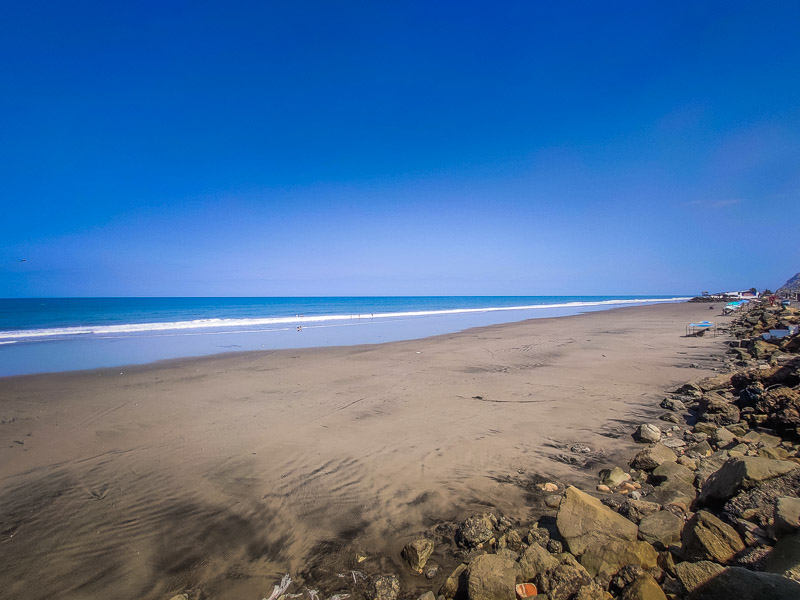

[515,583,537,598]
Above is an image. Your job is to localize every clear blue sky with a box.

[2,1,798,297]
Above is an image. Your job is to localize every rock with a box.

[536,562,593,600]
[722,470,800,528]
[526,526,550,548]
[674,560,725,594]
[698,373,732,391]
[649,477,697,507]
[674,382,702,397]
[505,529,524,552]
[596,484,611,493]
[638,510,684,549]
[619,499,662,523]
[425,565,439,580]
[440,563,468,599]
[652,461,694,486]
[699,456,800,505]
[457,514,495,548]
[602,466,631,487]
[544,494,562,508]
[765,530,800,582]
[687,440,713,457]
[681,510,745,563]
[678,456,698,470]
[774,496,800,536]
[518,541,559,580]
[539,482,559,492]
[620,574,667,600]
[660,437,687,449]
[574,582,612,600]
[682,565,800,599]
[418,593,436,600]
[168,596,188,600]
[466,554,517,600]
[698,394,741,426]
[547,539,563,554]
[403,538,435,573]
[712,427,737,448]
[579,539,658,577]
[556,486,639,556]
[661,397,687,412]
[369,575,400,600]
[635,424,661,443]
[630,444,677,471]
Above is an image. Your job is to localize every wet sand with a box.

[0,302,730,600]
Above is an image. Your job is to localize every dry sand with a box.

[0,302,732,600]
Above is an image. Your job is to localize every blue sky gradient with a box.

[2,1,799,296]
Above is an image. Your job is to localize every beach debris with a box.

[264,574,292,600]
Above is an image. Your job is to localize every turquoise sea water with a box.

[0,296,688,376]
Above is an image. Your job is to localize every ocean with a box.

[0,296,689,376]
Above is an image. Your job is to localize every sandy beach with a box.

[0,302,731,600]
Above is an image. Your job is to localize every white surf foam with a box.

[0,297,691,342]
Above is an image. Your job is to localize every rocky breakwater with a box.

[353,301,800,600]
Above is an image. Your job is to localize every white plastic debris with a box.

[264,574,292,600]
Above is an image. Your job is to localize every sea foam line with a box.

[0,297,690,341]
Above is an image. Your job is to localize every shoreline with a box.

[0,298,690,378]
[0,302,735,599]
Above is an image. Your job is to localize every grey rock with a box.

[638,510,684,549]
[674,560,725,594]
[620,574,667,600]
[765,530,800,582]
[635,424,661,443]
[466,554,517,600]
[681,510,745,564]
[661,397,686,412]
[652,461,694,486]
[682,565,800,599]
[619,499,662,524]
[403,538,434,573]
[556,486,638,556]
[535,562,593,600]
[660,437,687,449]
[457,514,496,548]
[774,496,800,536]
[518,541,559,580]
[722,470,800,529]
[699,456,800,505]
[630,444,677,471]
[601,466,631,487]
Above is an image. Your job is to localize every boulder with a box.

[525,526,550,548]
[368,575,400,600]
[698,395,740,426]
[660,397,686,412]
[699,457,799,504]
[630,444,677,471]
[635,423,661,443]
[518,541,558,580]
[535,562,593,600]
[765,530,800,582]
[402,538,434,573]
[648,477,697,507]
[652,461,694,486]
[579,539,658,577]
[722,469,800,528]
[711,427,736,448]
[440,563,468,599]
[574,582,612,600]
[457,514,495,548]
[774,496,800,536]
[674,560,725,594]
[698,374,732,392]
[466,554,517,600]
[602,466,631,487]
[620,574,667,600]
[638,510,684,549]
[681,510,745,563]
[619,499,661,524]
[556,486,638,556]
[683,565,800,599]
